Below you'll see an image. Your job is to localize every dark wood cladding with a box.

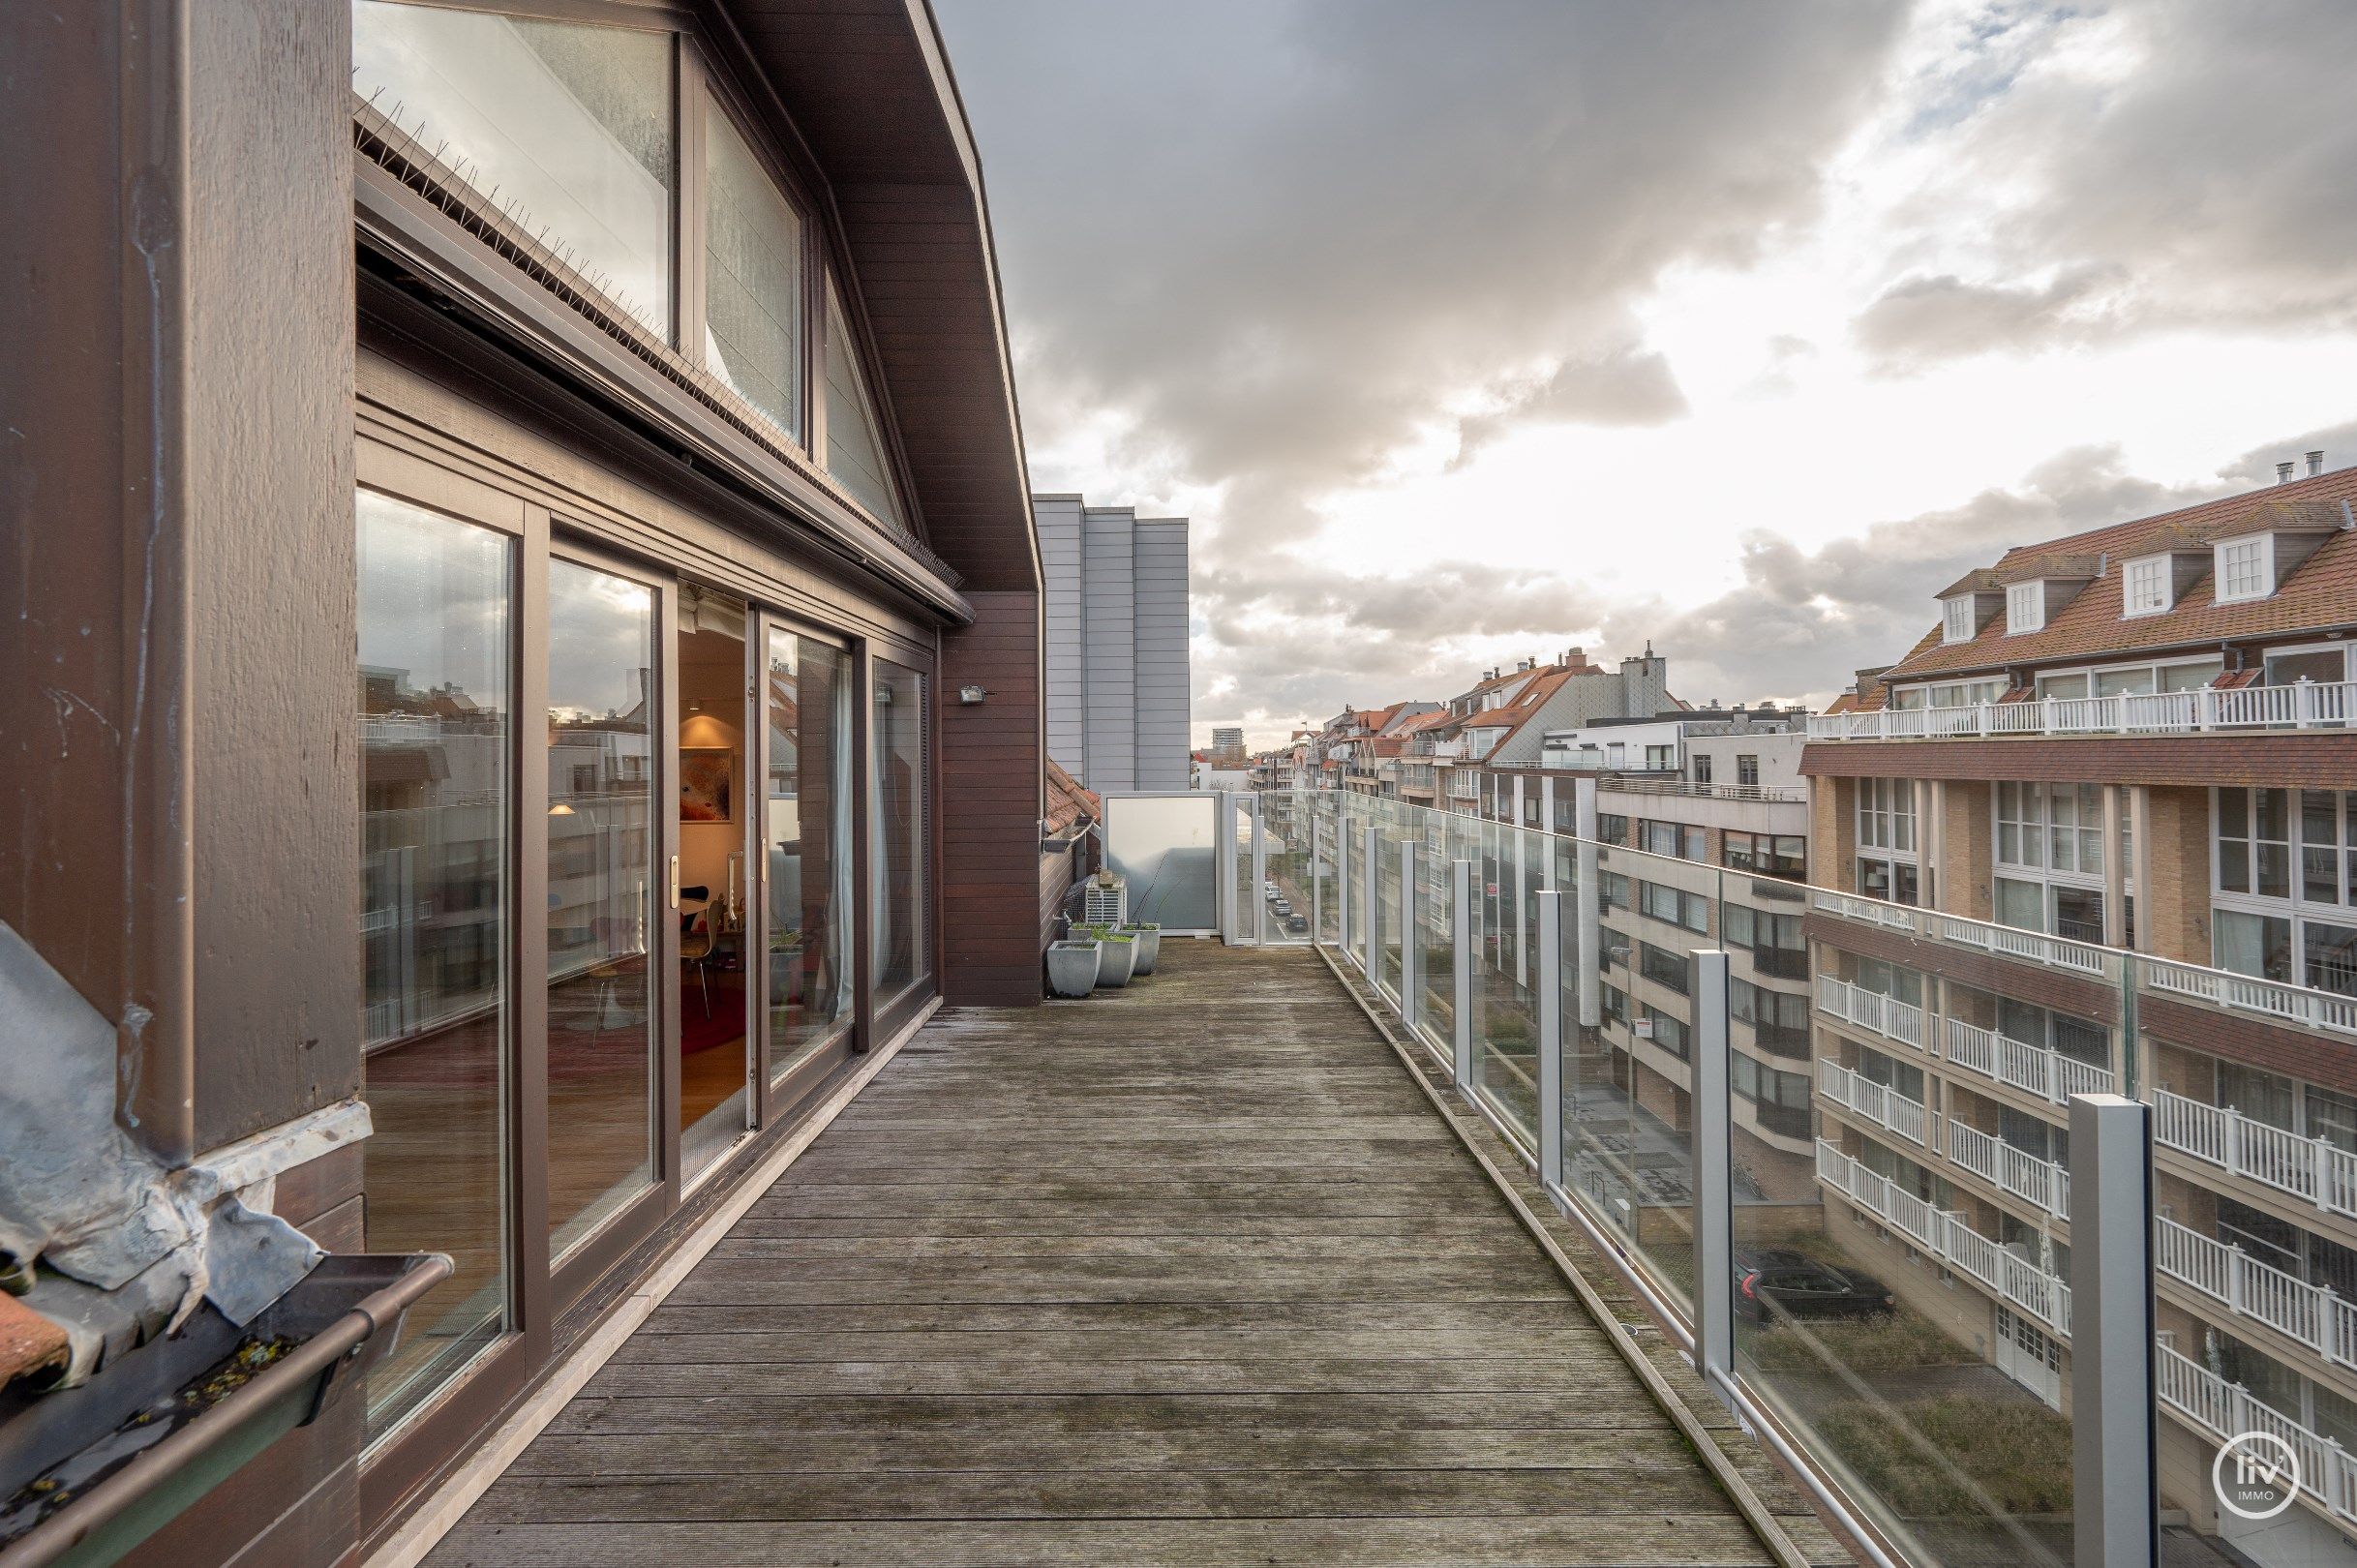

[940,591,1049,1006]
[724,1,1038,593]
[2141,994,2357,1096]
[2,0,360,1163]
[1806,913,2120,1023]
[1802,733,2357,787]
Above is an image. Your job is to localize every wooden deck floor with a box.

[424,941,1788,1566]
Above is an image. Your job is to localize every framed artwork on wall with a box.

[680,747,735,823]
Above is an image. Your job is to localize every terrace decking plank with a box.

[421,943,1777,1568]
[426,1514,1775,1566]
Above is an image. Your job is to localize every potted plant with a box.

[1045,935,1101,998]
[1088,926,1137,987]
[1122,921,1162,976]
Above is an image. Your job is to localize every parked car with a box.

[1733,1249,1894,1325]
[1270,898,1293,917]
[1284,913,1309,934]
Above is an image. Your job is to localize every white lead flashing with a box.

[186,1098,374,1208]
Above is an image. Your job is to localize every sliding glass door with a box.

[544,554,662,1265]
[356,487,515,1443]
[870,657,930,1015]
[765,627,857,1092]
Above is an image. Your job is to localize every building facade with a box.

[1801,462,2357,1559]
[2,3,1050,1562]
[1036,494,1192,793]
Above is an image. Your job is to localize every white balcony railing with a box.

[2145,954,2357,1039]
[2152,1089,2357,1218]
[1946,1121,2070,1218]
[1805,679,2357,742]
[1808,890,2111,977]
[2161,1343,2357,1526]
[1817,1061,1926,1146]
[1939,1017,2113,1105]
[1816,1141,2070,1337]
[2155,1216,2357,1371]
[1596,776,1808,804]
[1815,975,1925,1049]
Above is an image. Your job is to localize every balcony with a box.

[414,941,1810,1564]
[1815,1140,2070,1337]
[2156,1216,2357,1372]
[1810,890,2110,977]
[1601,776,1807,804]
[1817,1060,1927,1147]
[1814,974,1925,1050]
[1945,1121,2070,1219]
[1941,1017,2114,1106]
[2161,1343,2357,1528]
[1805,678,2357,741]
[2152,1088,2357,1217]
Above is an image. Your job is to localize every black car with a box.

[1734,1248,1895,1325]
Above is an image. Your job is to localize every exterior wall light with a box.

[958,684,989,705]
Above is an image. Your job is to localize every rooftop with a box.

[412,944,1830,1565]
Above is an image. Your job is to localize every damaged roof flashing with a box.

[0,922,369,1390]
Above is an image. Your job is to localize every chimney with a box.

[2310,450,2327,477]
[2279,461,2296,485]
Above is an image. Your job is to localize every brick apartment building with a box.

[1802,456,2357,1557]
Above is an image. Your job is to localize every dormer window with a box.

[2123,555,2170,617]
[2007,581,2045,634]
[2216,533,2274,604]
[1941,596,1975,643]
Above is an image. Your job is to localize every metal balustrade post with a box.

[1574,777,1601,1030]
[1251,796,1268,946]
[1452,859,1474,1089]
[1312,822,1324,947]
[1362,824,1379,980]
[1692,950,1734,1405]
[1537,890,1563,1186]
[1336,807,1351,955]
[2070,1093,2158,1568]
[1214,792,1236,944]
[1401,838,1422,1035]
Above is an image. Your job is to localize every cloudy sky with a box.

[934,0,2357,747]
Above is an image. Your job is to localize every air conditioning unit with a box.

[1083,872,1128,927]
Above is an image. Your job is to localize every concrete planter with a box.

[1123,924,1162,976]
[1093,934,1136,988]
[1045,940,1101,999]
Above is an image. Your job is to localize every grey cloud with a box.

[1451,347,1688,467]
[1196,421,2357,739]
[1858,0,2357,366]
[939,0,1910,557]
[1853,265,2118,373]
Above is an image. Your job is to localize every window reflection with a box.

[353,2,676,340]
[356,489,511,1441]
[546,557,658,1259]
[767,632,855,1081]
[705,106,802,437]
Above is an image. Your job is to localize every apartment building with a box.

[1801,459,2357,1559]
[1462,709,1818,1200]
[1036,495,1192,792]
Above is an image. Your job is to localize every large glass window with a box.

[704,105,803,437]
[767,631,856,1081]
[545,558,659,1259]
[357,490,512,1441]
[352,4,677,340]
[825,284,903,527]
[871,658,929,1006]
